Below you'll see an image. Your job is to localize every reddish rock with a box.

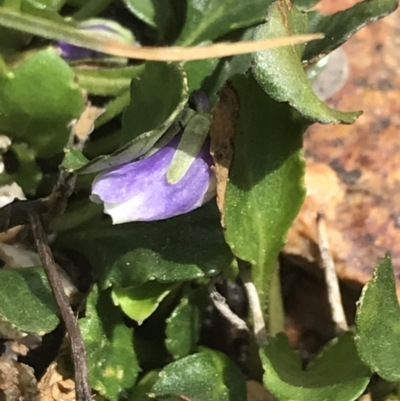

[285,4,400,291]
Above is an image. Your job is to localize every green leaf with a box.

[112,281,179,325]
[65,0,85,6]
[176,0,270,45]
[128,371,182,401]
[152,348,247,401]
[122,0,174,31]
[0,8,122,54]
[355,254,400,382]
[0,25,30,55]
[167,112,211,184]
[0,1,30,54]
[0,1,20,12]
[0,49,84,157]
[80,286,139,401]
[184,58,219,93]
[128,371,160,401]
[201,27,255,106]
[23,0,66,11]
[225,74,306,311]
[0,267,58,334]
[252,1,361,124]
[55,201,233,289]
[261,332,370,401]
[21,3,67,22]
[303,0,398,62]
[122,62,187,143]
[78,62,188,174]
[61,147,89,172]
[71,0,113,20]
[73,64,144,96]
[182,27,255,95]
[292,0,320,10]
[2,143,42,195]
[165,288,205,359]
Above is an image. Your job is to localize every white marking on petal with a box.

[103,192,151,224]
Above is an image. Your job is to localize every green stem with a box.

[240,262,266,346]
[95,90,130,128]
[0,55,12,78]
[3,0,20,11]
[0,7,123,53]
[72,0,112,20]
[252,252,278,333]
[268,261,285,336]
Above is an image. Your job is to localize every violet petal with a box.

[91,136,215,224]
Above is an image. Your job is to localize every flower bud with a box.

[90,135,216,224]
[57,18,135,60]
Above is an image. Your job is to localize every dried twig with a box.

[209,287,249,332]
[317,211,348,334]
[92,34,324,61]
[0,199,48,232]
[0,8,323,61]
[239,263,267,347]
[0,8,325,61]
[70,103,105,148]
[45,104,99,220]
[0,105,99,400]
[29,212,91,401]
[46,172,77,221]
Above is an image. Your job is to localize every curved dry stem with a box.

[0,8,323,61]
[101,34,324,61]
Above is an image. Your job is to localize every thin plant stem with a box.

[240,262,267,347]
[29,212,91,401]
[317,211,348,334]
[0,9,323,61]
[95,90,130,128]
[0,54,12,78]
[209,285,249,332]
[268,262,285,336]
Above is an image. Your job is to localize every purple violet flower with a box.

[57,18,135,60]
[90,135,216,224]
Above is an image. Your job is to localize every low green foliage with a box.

[252,2,361,123]
[356,254,400,382]
[0,0,398,400]
[0,49,84,157]
[165,287,206,359]
[225,74,307,311]
[0,267,59,334]
[261,332,370,401]
[80,287,139,400]
[152,348,247,401]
